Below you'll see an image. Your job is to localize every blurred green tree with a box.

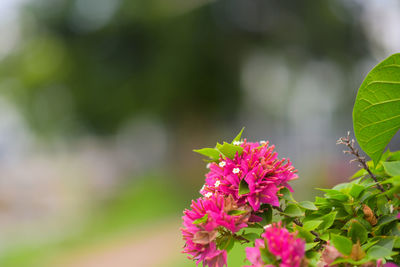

[0,0,368,135]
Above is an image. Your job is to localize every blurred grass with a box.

[0,172,188,267]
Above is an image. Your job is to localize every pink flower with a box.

[245,239,267,267]
[202,140,297,211]
[181,194,250,267]
[317,242,341,267]
[245,223,305,267]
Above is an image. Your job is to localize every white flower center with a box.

[214,180,221,187]
[260,140,267,145]
[219,161,226,167]
[206,163,211,169]
[205,192,212,198]
[232,168,240,174]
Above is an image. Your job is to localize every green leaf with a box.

[352,168,368,179]
[242,233,260,242]
[305,242,319,251]
[298,201,318,210]
[349,183,365,199]
[353,53,400,166]
[279,187,295,201]
[303,220,322,231]
[294,225,315,243]
[318,212,337,230]
[317,189,349,201]
[331,234,353,255]
[383,161,400,176]
[193,214,208,225]
[367,245,392,259]
[260,204,273,225]
[228,210,248,216]
[217,235,235,252]
[389,150,400,161]
[239,179,250,195]
[232,127,245,143]
[283,204,304,217]
[377,195,389,215]
[218,142,243,159]
[193,148,220,160]
[376,237,395,251]
[348,220,368,244]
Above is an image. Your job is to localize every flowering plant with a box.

[181,53,400,267]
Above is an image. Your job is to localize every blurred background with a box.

[0,0,399,266]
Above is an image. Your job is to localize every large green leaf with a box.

[353,53,400,165]
[348,220,368,244]
[382,161,400,176]
[331,234,353,255]
[283,204,304,217]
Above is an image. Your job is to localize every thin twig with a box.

[232,233,250,244]
[337,131,385,193]
[272,206,322,242]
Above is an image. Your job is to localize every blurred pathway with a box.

[55,219,184,267]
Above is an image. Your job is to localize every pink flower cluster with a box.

[182,139,298,267]
[245,223,305,267]
[201,140,297,211]
[181,194,250,267]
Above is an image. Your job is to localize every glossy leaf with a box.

[298,201,318,210]
[217,235,235,252]
[303,220,322,231]
[239,179,250,195]
[331,234,353,255]
[349,184,365,199]
[242,233,260,242]
[348,220,368,244]
[283,204,304,217]
[353,53,400,165]
[228,209,248,216]
[232,127,245,143]
[218,142,243,159]
[383,161,400,176]
[367,245,392,259]
[318,212,337,230]
[193,148,220,160]
[193,214,208,225]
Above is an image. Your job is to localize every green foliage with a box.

[218,235,235,252]
[331,234,352,255]
[232,128,245,143]
[187,54,400,266]
[194,129,245,161]
[193,148,220,161]
[217,142,244,160]
[383,161,400,176]
[298,201,318,211]
[283,204,304,217]
[239,179,250,195]
[353,53,400,165]
[193,214,208,225]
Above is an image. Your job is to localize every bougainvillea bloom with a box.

[245,239,272,267]
[201,140,297,211]
[181,194,250,267]
[245,223,305,267]
[263,223,305,267]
